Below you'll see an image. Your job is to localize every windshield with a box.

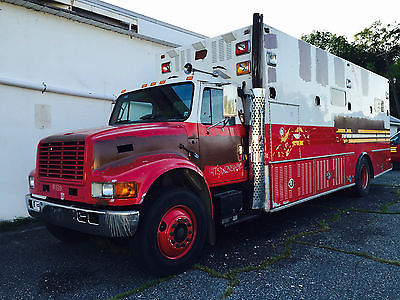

[109,82,194,125]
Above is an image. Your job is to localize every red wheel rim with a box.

[157,205,197,260]
[361,166,368,188]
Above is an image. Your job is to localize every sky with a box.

[104,0,399,40]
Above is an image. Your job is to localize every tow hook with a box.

[76,211,88,224]
[74,210,99,226]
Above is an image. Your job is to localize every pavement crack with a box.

[105,276,175,300]
[293,240,400,267]
[195,225,330,299]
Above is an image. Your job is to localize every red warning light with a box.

[235,41,250,56]
[161,62,171,74]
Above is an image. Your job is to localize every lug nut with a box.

[188,230,193,234]
[188,223,192,227]
[183,218,188,223]
[171,239,175,245]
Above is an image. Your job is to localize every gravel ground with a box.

[1,170,399,299]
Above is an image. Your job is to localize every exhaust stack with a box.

[250,13,267,210]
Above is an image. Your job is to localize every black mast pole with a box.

[252,13,264,88]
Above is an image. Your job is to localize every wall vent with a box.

[226,42,232,60]
[212,41,217,63]
[218,39,225,62]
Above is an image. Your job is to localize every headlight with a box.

[102,183,114,197]
[91,182,137,199]
[28,176,35,189]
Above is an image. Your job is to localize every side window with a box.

[201,89,212,124]
[211,89,223,124]
[201,88,227,125]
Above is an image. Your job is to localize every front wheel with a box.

[133,188,208,276]
[353,157,371,197]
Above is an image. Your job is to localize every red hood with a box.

[39,122,198,173]
[43,122,190,142]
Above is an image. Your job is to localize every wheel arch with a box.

[356,152,374,178]
[144,167,216,245]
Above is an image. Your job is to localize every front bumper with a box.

[26,194,140,238]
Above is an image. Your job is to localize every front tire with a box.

[353,157,371,197]
[133,188,207,276]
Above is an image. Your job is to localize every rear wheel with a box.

[353,157,371,197]
[45,223,86,243]
[133,188,207,276]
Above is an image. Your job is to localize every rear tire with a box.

[133,188,207,276]
[353,157,371,197]
[45,223,86,243]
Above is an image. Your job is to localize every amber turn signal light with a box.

[236,61,251,75]
[114,182,137,199]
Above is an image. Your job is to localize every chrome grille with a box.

[38,141,85,181]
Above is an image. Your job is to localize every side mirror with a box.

[223,84,238,117]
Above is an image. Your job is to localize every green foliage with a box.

[354,21,400,54]
[302,21,400,116]
[301,30,357,62]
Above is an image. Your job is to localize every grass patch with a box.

[0,217,38,232]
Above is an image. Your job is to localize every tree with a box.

[301,30,360,64]
[302,21,400,117]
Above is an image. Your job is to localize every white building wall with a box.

[0,2,202,220]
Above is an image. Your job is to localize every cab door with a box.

[391,133,400,165]
[197,83,247,186]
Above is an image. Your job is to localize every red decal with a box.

[204,162,245,185]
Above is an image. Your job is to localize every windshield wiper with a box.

[140,114,161,120]
[114,120,133,124]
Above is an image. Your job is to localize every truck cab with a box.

[26,71,250,275]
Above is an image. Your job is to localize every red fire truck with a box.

[26,14,391,275]
[391,132,400,168]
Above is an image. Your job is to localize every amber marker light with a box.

[113,182,138,198]
[236,61,251,75]
[142,84,148,88]
[160,80,166,84]
[186,76,193,80]
[150,82,157,86]
[120,89,127,94]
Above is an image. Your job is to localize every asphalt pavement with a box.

[1,171,399,299]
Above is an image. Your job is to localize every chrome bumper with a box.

[26,194,139,238]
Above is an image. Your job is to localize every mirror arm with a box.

[206,118,227,134]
